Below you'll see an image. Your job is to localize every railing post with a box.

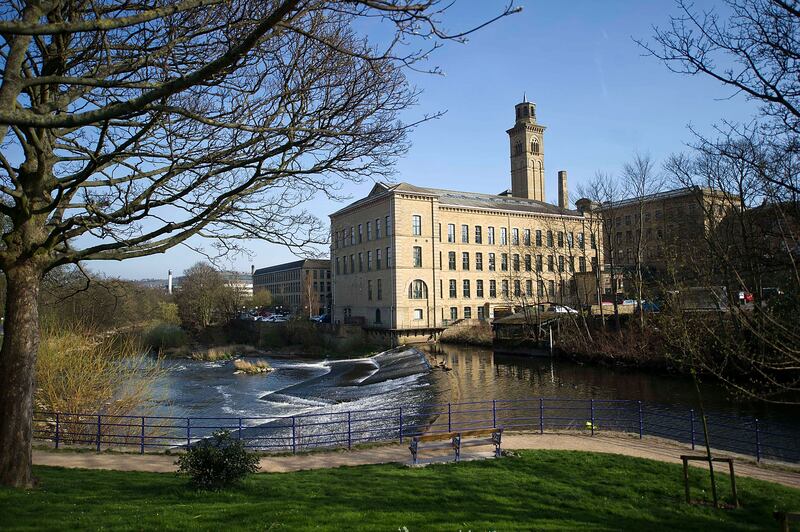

[590,399,595,436]
[55,413,60,449]
[291,416,297,454]
[492,400,497,429]
[447,403,452,432]
[186,417,190,448]
[755,418,761,462]
[539,398,544,434]
[140,416,145,454]
[399,407,404,443]
[637,401,643,439]
[690,409,696,450]
[238,418,243,441]
[347,411,352,450]
[96,415,102,452]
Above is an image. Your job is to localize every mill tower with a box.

[506,96,545,201]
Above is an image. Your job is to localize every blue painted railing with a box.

[32,398,800,463]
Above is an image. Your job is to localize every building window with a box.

[376,218,382,239]
[488,227,495,245]
[501,253,508,271]
[358,224,363,243]
[512,228,519,246]
[513,253,520,271]
[502,280,509,298]
[489,280,497,298]
[567,232,574,248]
[367,251,372,271]
[488,253,496,271]
[464,306,472,319]
[476,280,484,298]
[558,231,564,247]
[367,280,373,300]
[450,307,458,321]
[413,246,422,268]
[335,258,340,275]
[475,226,482,244]
[377,279,383,300]
[477,307,486,320]
[366,221,372,241]
[386,215,392,236]
[536,229,542,246]
[547,230,554,247]
[447,223,456,243]
[349,254,354,273]
[625,215,631,225]
[475,252,483,271]
[579,257,586,272]
[569,256,575,272]
[412,215,422,236]
[462,252,470,270]
[536,254,543,272]
[558,255,564,272]
[386,247,392,267]
[461,224,469,243]
[463,279,471,298]
[537,280,544,297]
[526,279,533,296]
[501,227,508,245]
[514,280,521,297]
[578,232,585,249]
[375,308,382,324]
[449,279,457,298]
[413,309,423,321]
[525,254,532,272]
[376,249,382,270]
[547,255,554,272]
[524,229,531,246]
[350,226,355,245]
[548,280,555,296]
[448,251,456,270]
[409,280,428,299]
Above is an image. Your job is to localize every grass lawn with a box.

[1,450,799,530]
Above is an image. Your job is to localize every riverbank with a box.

[8,449,799,530]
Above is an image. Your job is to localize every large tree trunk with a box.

[0,264,42,488]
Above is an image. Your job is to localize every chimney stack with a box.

[558,170,569,209]
[168,270,173,295]
[251,264,255,276]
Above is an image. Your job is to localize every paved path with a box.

[32,432,800,489]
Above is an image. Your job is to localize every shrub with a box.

[232,358,271,374]
[144,323,188,351]
[177,430,260,490]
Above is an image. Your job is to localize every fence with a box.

[33,397,800,463]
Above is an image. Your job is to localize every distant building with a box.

[330,99,601,339]
[134,270,253,297]
[576,186,738,283]
[253,259,331,314]
[222,271,253,298]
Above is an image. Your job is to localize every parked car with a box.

[311,313,330,323]
[738,291,754,303]
[538,303,577,314]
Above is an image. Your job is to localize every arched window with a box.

[408,279,428,299]
[375,308,382,324]
[531,137,540,155]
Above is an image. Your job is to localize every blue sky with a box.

[96,0,758,280]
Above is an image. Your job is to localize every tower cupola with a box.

[507,95,546,201]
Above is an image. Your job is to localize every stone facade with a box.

[330,100,602,331]
[253,259,331,314]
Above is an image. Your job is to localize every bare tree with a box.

[0,0,520,487]
[622,153,664,328]
[301,269,320,317]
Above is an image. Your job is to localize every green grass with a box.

[1,450,798,530]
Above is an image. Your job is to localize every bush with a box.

[144,323,189,351]
[177,430,260,490]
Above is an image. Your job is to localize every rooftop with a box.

[331,182,581,218]
[253,258,330,276]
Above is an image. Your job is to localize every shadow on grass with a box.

[2,450,798,531]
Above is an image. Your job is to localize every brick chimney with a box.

[558,170,569,209]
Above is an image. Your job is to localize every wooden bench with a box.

[774,511,800,532]
[408,428,502,465]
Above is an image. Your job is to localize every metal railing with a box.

[32,398,800,463]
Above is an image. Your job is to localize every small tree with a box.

[175,263,232,329]
[177,430,260,490]
[250,289,273,309]
[302,270,321,317]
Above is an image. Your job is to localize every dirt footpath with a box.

[32,432,800,489]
